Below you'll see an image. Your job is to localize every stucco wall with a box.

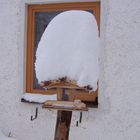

[0,0,140,140]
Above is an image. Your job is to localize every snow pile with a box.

[0,131,17,140]
[22,93,57,103]
[35,10,100,91]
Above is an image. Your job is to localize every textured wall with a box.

[0,0,140,140]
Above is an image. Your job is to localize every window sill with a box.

[21,93,98,108]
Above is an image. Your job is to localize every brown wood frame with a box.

[26,2,100,102]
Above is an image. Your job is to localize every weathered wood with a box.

[54,110,72,140]
[42,100,88,111]
[54,89,72,140]
[40,80,98,103]
[40,79,93,91]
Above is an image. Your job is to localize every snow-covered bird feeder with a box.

[35,10,100,140]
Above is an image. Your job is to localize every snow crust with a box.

[22,93,57,103]
[35,10,100,91]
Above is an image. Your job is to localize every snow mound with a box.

[35,10,100,91]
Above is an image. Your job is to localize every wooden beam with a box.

[54,89,72,140]
[54,110,72,140]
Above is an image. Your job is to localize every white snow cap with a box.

[35,10,100,91]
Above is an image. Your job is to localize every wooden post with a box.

[54,89,72,140]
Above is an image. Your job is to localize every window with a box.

[26,2,100,103]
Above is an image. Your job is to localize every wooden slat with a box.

[43,100,88,111]
[42,107,88,112]
[43,86,90,91]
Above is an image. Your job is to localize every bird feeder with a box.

[35,10,100,140]
[41,78,89,140]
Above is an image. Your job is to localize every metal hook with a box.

[31,108,38,121]
[79,112,82,123]
[76,121,79,127]
[76,112,83,127]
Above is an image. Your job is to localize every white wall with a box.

[0,0,140,140]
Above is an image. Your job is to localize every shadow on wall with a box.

[0,130,17,140]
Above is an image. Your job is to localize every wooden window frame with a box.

[26,2,100,102]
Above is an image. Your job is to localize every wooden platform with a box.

[42,100,88,111]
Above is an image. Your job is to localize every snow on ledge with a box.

[22,93,57,103]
